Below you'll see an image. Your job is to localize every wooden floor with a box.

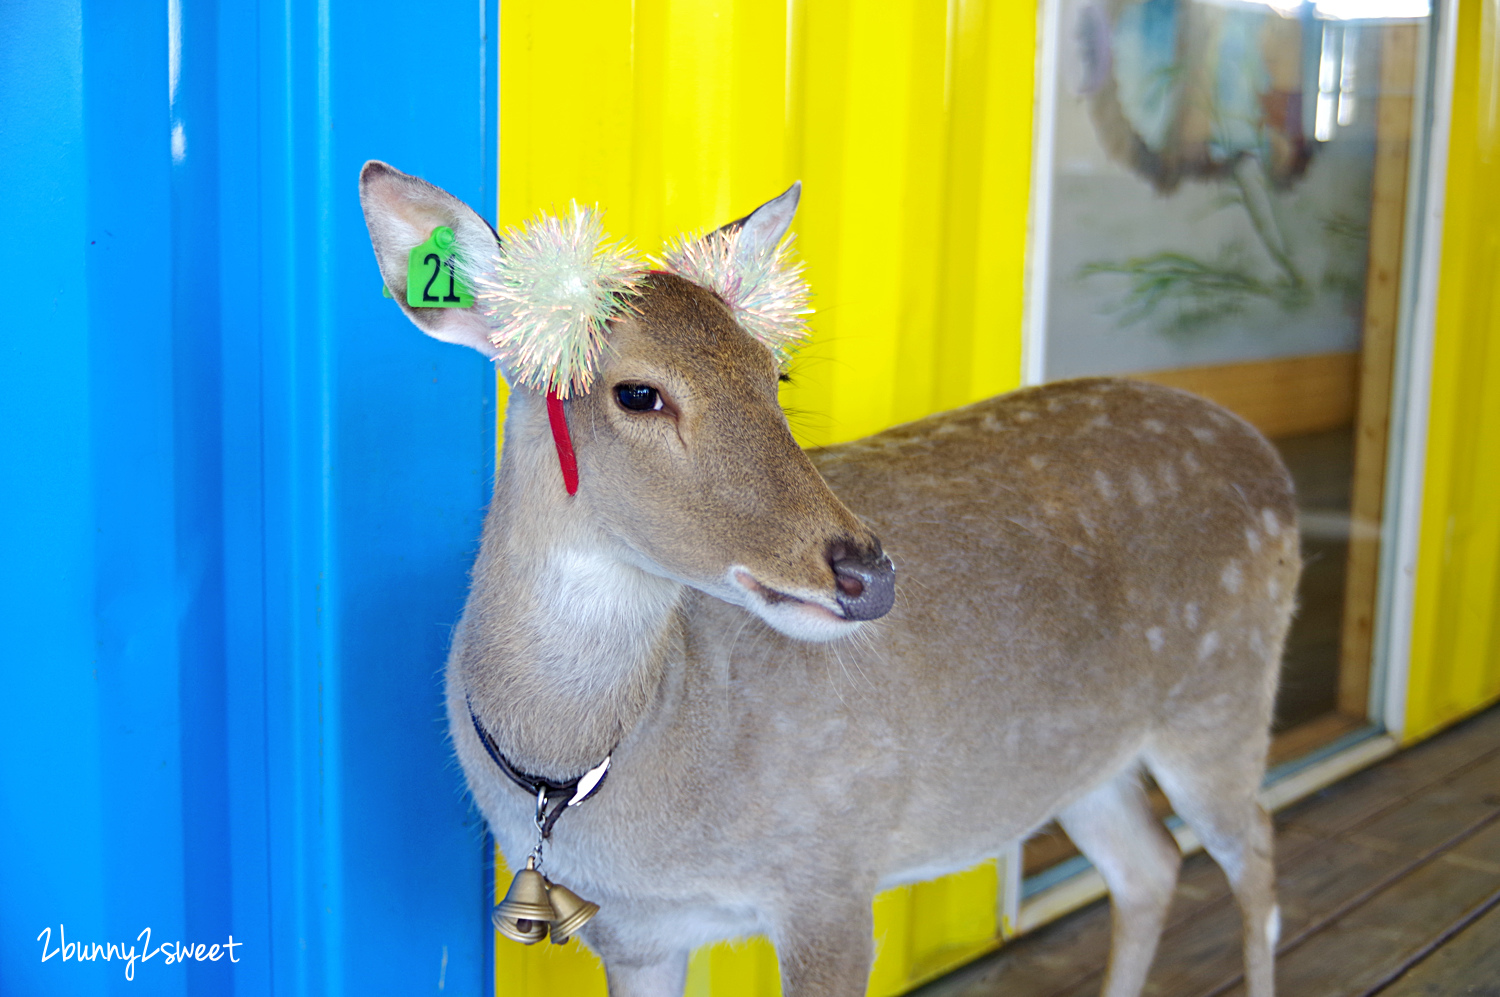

[918,705,1500,997]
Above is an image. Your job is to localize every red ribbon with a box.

[546,390,579,496]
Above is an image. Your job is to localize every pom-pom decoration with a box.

[459,203,645,398]
[657,226,812,368]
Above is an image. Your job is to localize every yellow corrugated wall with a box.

[493,0,1037,994]
[1404,0,1500,743]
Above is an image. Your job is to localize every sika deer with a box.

[360,161,1296,997]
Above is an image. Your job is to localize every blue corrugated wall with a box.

[0,2,498,994]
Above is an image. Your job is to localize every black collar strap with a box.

[466,695,611,838]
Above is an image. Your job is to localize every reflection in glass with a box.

[1035,0,1427,778]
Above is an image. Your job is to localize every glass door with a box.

[1024,0,1431,882]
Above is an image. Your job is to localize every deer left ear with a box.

[717,181,800,256]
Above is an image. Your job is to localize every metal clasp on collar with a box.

[529,755,610,869]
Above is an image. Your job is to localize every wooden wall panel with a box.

[1341,24,1420,720]
[1128,352,1360,440]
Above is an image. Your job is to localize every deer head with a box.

[359,162,895,641]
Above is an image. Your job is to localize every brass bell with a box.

[493,858,556,945]
[544,879,600,945]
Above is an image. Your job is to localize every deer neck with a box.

[459,389,685,779]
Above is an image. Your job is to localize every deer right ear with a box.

[717,181,801,258]
[359,161,501,359]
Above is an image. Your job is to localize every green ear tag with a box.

[405,226,475,309]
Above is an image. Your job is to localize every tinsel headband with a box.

[455,200,810,497]
[657,223,811,370]
[458,203,812,399]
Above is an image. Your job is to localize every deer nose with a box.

[832,552,896,621]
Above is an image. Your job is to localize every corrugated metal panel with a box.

[1405,0,1500,742]
[498,0,1033,450]
[0,2,498,994]
[494,1,1036,994]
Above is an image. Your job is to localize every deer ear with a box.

[661,181,811,365]
[358,160,501,359]
[717,181,801,256]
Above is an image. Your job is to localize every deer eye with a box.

[614,383,663,412]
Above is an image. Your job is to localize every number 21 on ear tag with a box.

[406,226,475,308]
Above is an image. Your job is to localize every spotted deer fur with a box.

[360,161,1296,997]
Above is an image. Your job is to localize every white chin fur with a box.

[726,568,862,643]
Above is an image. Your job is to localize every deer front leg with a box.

[602,949,689,997]
[586,913,691,997]
[1058,770,1182,997]
[772,893,875,997]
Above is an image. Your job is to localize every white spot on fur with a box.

[1129,470,1154,506]
[1143,418,1166,433]
[1198,631,1221,660]
[1015,409,1037,422]
[1029,454,1050,470]
[1221,560,1243,594]
[1249,628,1266,655]
[1089,413,1111,429]
[1047,398,1065,412]
[982,414,1003,431]
[1190,426,1216,443]
[1077,511,1099,539]
[1094,470,1116,501]
[1183,603,1200,629]
[1261,508,1282,536]
[1267,906,1281,947]
[1245,526,1262,553]
[1146,626,1165,653]
[1158,461,1180,494]
[1268,577,1281,601]
[1182,451,1202,473]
